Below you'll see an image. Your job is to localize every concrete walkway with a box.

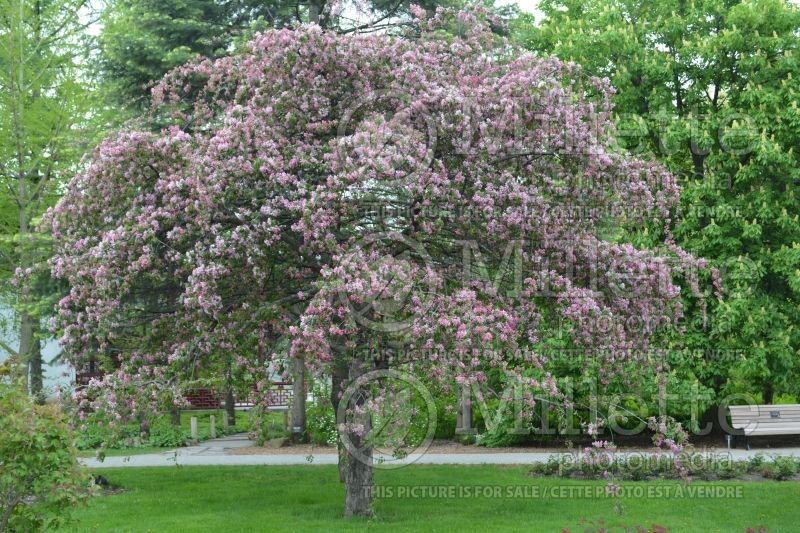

[80,434,800,469]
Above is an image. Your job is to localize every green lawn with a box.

[65,466,799,532]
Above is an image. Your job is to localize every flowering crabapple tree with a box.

[49,8,706,516]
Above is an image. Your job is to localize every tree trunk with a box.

[456,384,472,434]
[18,311,33,395]
[290,355,306,441]
[331,356,349,482]
[29,336,43,404]
[225,386,236,426]
[0,494,21,533]
[689,141,707,181]
[763,383,774,404]
[14,0,34,400]
[341,362,374,517]
[170,406,181,426]
[343,421,374,517]
[309,1,320,24]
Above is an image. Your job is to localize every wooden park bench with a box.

[728,404,800,450]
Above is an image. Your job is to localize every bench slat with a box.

[728,404,800,436]
[732,422,800,430]
[729,404,800,410]
[745,427,800,436]
[731,417,800,424]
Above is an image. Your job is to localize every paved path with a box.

[80,434,800,469]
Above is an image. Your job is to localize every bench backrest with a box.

[729,404,800,432]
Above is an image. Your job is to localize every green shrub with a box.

[456,434,476,445]
[763,456,798,481]
[0,366,90,532]
[74,408,251,451]
[746,454,766,473]
[714,459,745,480]
[147,418,189,447]
[475,421,529,448]
[304,382,337,446]
[249,406,289,446]
[529,452,800,483]
[74,417,118,449]
[435,406,457,439]
[74,411,141,450]
[307,402,337,447]
[529,454,579,478]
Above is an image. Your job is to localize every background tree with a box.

[0,0,98,400]
[99,0,475,109]
[99,0,296,108]
[518,0,800,405]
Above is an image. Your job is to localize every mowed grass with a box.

[66,466,799,532]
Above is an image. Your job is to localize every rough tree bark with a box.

[225,386,236,426]
[17,312,33,395]
[0,494,21,533]
[763,383,774,405]
[342,362,374,517]
[290,355,306,441]
[331,353,349,482]
[343,418,373,517]
[29,337,42,403]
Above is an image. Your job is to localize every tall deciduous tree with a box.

[0,0,96,399]
[50,9,703,515]
[520,0,800,403]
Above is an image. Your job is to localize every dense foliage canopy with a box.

[520,0,800,403]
